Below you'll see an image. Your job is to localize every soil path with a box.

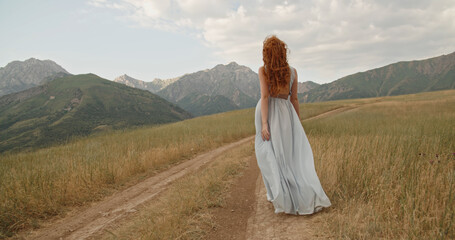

[25,136,254,240]
[245,175,327,240]
[205,155,260,240]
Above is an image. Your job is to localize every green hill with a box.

[301,52,455,102]
[0,74,191,153]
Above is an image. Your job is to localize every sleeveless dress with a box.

[254,66,331,215]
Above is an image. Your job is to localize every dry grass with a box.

[96,90,455,240]
[2,89,453,239]
[307,90,455,239]
[299,97,380,120]
[0,97,350,238]
[0,108,255,238]
[101,141,254,240]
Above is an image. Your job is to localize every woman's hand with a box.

[261,122,270,141]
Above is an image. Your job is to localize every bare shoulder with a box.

[292,66,298,76]
[292,67,298,81]
[258,66,265,75]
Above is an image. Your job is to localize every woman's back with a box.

[267,66,294,99]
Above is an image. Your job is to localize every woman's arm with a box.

[259,67,270,141]
[290,68,300,119]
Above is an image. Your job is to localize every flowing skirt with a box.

[254,97,331,215]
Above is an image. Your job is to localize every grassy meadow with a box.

[308,90,455,239]
[0,108,256,237]
[95,90,455,240]
[1,89,454,239]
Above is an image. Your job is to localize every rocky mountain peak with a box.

[113,74,179,93]
[155,62,260,116]
[115,74,133,81]
[227,61,239,67]
[0,58,70,97]
[25,57,39,62]
[212,62,250,73]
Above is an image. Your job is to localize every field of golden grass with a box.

[1,90,454,239]
[308,90,455,239]
[107,90,454,240]
[0,108,256,237]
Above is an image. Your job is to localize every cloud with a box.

[88,0,455,83]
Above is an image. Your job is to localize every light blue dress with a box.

[254,66,331,215]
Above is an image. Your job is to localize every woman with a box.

[254,35,331,215]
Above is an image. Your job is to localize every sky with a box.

[1,0,454,84]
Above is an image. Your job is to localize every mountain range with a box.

[92,52,455,114]
[113,62,320,116]
[301,52,455,102]
[0,74,191,153]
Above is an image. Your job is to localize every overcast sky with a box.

[1,0,454,84]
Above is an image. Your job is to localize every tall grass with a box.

[0,108,256,237]
[96,91,455,239]
[2,89,453,239]
[307,90,455,239]
[300,97,372,119]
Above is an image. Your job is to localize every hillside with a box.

[176,93,239,116]
[301,52,455,102]
[297,81,319,93]
[0,58,70,97]
[0,74,191,153]
[156,62,260,116]
[113,74,178,93]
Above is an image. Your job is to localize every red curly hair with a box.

[262,35,291,96]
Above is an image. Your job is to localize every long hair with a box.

[262,35,290,95]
